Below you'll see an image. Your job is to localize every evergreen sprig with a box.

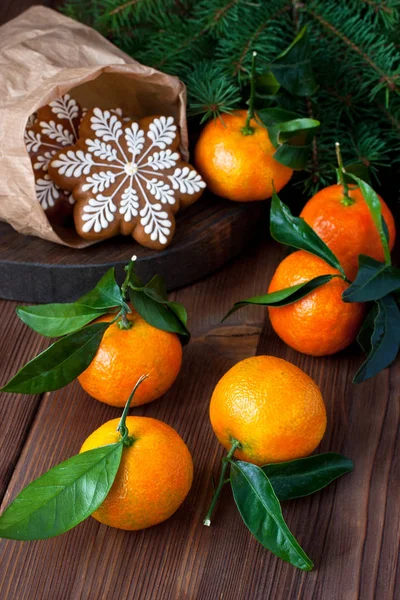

[63,0,400,192]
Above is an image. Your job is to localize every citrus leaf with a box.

[270,26,318,97]
[223,275,337,321]
[255,71,281,97]
[357,303,379,355]
[348,175,391,265]
[272,143,312,170]
[263,453,353,502]
[128,274,190,344]
[77,268,125,310]
[0,322,109,394]
[270,190,346,277]
[353,295,400,384]
[0,443,123,540]
[342,255,400,303]
[129,290,189,343]
[230,460,313,571]
[16,303,109,338]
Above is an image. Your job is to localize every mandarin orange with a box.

[268,250,365,356]
[209,355,327,466]
[300,184,395,280]
[80,416,193,530]
[78,309,182,406]
[194,110,293,202]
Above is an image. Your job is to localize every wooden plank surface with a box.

[0,235,399,600]
[0,2,399,599]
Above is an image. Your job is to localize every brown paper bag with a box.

[0,6,187,247]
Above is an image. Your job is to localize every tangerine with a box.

[78,309,182,407]
[80,416,193,530]
[300,184,396,280]
[209,355,327,466]
[268,250,365,356]
[194,110,293,202]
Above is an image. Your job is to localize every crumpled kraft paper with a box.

[0,6,188,247]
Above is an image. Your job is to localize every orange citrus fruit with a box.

[268,250,365,356]
[300,184,396,280]
[194,110,293,202]
[80,416,193,530]
[210,355,326,465]
[78,309,182,407]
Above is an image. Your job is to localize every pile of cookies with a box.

[25,95,206,249]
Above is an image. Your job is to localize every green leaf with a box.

[353,295,400,383]
[263,453,353,502]
[270,26,318,97]
[1,322,109,394]
[16,303,109,338]
[0,443,123,540]
[270,190,346,277]
[223,275,337,320]
[272,143,312,170]
[271,118,320,146]
[342,255,400,303]
[230,460,313,571]
[128,274,190,344]
[357,303,379,355]
[348,175,391,265]
[77,268,125,310]
[341,163,371,185]
[255,71,281,97]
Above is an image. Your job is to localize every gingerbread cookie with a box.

[24,94,83,219]
[49,109,206,249]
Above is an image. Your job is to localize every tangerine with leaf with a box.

[300,144,396,280]
[268,250,365,356]
[194,53,293,202]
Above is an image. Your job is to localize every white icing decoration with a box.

[169,167,206,194]
[49,94,79,122]
[34,151,57,171]
[24,130,42,153]
[35,175,60,210]
[51,111,205,246]
[40,121,75,146]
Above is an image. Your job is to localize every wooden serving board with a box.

[0,194,267,303]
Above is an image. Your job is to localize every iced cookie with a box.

[24,94,83,220]
[49,108,206,249]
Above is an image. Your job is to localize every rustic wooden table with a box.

[0,3,399,599]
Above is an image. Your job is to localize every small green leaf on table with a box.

[129,274,190,344]
[77,268,125,310]
[342,255,400,303]
[1,322,109,394]
[269,26,318,97]
[223,275,337,320]
[348,174,391,265]
[270,190,346,278]
[353,295,400,384]
[230,460,313,571]
[263,453,353,502]
[16,303,110,338]
[0,443,123,540]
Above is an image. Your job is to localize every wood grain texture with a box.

[0,236,399,600]
[0,196,266,303]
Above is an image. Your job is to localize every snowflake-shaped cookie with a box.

[49,109,206,249]
[24,94,83,218]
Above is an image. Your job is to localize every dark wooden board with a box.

[0,236,399,600]
[0,196,267,303]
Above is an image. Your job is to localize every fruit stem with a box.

[203,439,241,526]
[117,374,149,446]
[241,52,257,136]
[121,255,138,302]
[335,142,354,206]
